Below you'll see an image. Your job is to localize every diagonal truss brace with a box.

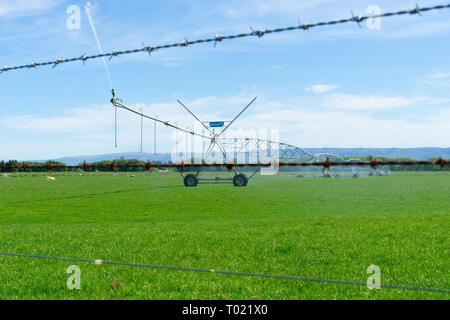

[176,97,258,176]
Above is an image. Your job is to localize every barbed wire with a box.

[2,3,450,74]
[0,252,448,293]
[0,157,448,172]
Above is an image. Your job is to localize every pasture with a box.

[0,171,448,300]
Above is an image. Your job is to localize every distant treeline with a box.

[0,157,447,172]
[0,158,166,172]
[0,160,70,172]
[82,159,166,172]
[341,157,448,172]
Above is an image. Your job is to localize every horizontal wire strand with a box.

[1,252,448,293]
[1,3,450,73]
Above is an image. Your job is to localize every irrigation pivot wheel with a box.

[233,174,248,187]
[184,174,199,187]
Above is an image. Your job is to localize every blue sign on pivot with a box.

[209,121,225,128]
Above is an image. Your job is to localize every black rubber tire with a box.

[184,174,199,187]
[233,174,248,187]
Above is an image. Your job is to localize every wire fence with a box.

[2,3,450,74]
[0,252,448,293]
[0,158,448,173]
[2,3,449,299]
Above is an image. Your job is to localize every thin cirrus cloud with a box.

[0,0,60,17]
[430,72,450,79]
[221,0,334,18]
[321,94,423,111]
[305,84,339,94]
[418,71,450,87]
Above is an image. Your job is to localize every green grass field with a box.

[0,171,448,300]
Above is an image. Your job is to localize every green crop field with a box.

[0,172,448,300]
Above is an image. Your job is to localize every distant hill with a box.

[28,148,449,165]
[40,152,172,165]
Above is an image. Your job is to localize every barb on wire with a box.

[109,50,120,60]
[413,4,423,16]
[351,11,364,28]
[2,3,450,73]
[0,252,448,293]
[214,34,225,47]
[0,158,447,172]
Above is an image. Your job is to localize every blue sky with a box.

[1,0,450,160]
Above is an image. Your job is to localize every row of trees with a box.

[341,157,448,172]
[0,160,69,172]
[0,159,165,173]
[0,157,447,173]
[86,159,165,172]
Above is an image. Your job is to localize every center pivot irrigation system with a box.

[111,90,373,187]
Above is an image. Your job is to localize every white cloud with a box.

[322,94,422,111]
[1,92,449,160]
[0,99,227,159]
[0,0,59,17]
[245,104,450,148]
[0,106,113,133]
[305,84,338,94]
[419,71,450,88]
